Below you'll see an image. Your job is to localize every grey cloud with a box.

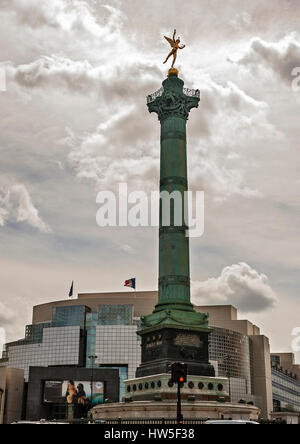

[0,302,14,326]
[0,0,127,64]
[236,33,300,85]
[0,189,9,227]
[8,57,163,193]
[187,78,277,200]
[66,76,267,198]
[9,56,97,91]
[2,0,60,29]
[8,56,162,97]
[1,35,283,204]
[2,0,124,39]
[191,262,278,313]
[56,65,273,200]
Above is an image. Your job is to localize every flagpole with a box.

[68,281,74,299]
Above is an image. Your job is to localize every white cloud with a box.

[0,184,51,233]
[187,76,280,201]
[0,0,127,63]
[118,243,135,254]
[60,70,275,200]
[191,262,278,313]
[8,56,97,91]
[67,104,159,192]
[0,209,7,227]
[190,158,260,201]
[229,12,252,32]
[0,190,9,226]
[3,0,124,39]
[235,33,300,85]
[12,184,52,233]
[4,31,280,203]
[7,54,162,99]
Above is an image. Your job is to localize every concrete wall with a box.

[250,335,273,419]
[0,368,6,424]
[195,305,261,336]
[195,305,238,322]
[0,367,24,424]
[26,366,120,421]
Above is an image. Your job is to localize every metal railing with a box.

[183,87,200,99]
[147,87,164,104]
[104,418,207,424]
[146,87,200,104]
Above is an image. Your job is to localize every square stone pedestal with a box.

[136,327,215,378]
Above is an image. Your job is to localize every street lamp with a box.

[88,355,98,407]
[219,355,232,401]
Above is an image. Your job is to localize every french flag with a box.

[124,278,136,289]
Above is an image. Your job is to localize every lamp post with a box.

[88,355,98,407]
[0,388,3,418]
[225,355,232,402]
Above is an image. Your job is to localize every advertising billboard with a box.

[44,380,104,406]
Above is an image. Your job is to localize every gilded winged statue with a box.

[163,29,186,68]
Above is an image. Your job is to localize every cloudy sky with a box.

[0,0,299,361]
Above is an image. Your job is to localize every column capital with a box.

[147,76,200,121]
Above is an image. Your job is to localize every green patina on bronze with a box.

[139,73,210,335]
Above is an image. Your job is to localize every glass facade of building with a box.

[95,325,141,379]
[3,326,82,380]
[86,312,98,368]
[98,305,133,326]
[2,300,299,411]
[94,325,141,400]
[0,303,140,402]
[209,327,252,383]
[0,305,256,402]
[272,368,300,412]
[209,327,260,406]
[52,305,88,329]
[0,306,258,404]
[25,323,52,343]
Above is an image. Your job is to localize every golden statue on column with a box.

[163,29,186,75]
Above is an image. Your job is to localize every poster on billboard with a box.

[44,380,104,406]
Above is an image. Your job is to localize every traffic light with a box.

[171,362,187,384]
[177,413,184,424]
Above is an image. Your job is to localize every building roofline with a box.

[32,290,157,310]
